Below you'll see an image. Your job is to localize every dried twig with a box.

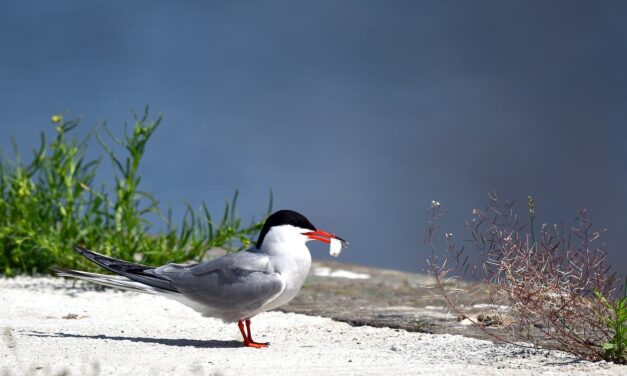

[426,194,621,362]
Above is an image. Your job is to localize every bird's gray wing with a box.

[154,249,285,314]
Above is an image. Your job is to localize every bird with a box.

[53,209,348,348]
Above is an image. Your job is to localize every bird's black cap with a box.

[256,210,316,248]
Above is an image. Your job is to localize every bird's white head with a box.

[256,210,348,254]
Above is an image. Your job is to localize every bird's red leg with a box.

[245,319,269,348]
[237,320,248,343]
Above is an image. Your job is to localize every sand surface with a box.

[1,277,623,376]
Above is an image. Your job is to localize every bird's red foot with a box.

[243,340,269,348]
[238,319,269,349]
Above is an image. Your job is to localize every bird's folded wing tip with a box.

[73,245,89,254]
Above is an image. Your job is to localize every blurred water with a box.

[0,1,626,273]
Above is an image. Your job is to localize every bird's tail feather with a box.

[69,245,177,292]
[51,267,168,294]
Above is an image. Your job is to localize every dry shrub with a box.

[427,193,625,363]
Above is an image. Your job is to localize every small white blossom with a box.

[431,200,441,208]
[445,233,453,240]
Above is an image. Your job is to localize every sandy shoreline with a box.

[1,277,623,375]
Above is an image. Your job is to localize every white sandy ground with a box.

[1,278,624,376]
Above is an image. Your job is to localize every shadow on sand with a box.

[24,330,242,349]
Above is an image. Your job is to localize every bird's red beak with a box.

[304,229,347,245]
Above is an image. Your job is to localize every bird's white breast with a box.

[253,226,312,312]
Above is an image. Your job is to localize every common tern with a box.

[53,210,348,348]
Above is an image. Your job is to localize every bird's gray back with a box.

[153,249,285,321]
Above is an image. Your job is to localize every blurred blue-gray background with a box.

[1,1,625,273]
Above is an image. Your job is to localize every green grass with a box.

[0,108,271,276]
[594,279,627,363]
